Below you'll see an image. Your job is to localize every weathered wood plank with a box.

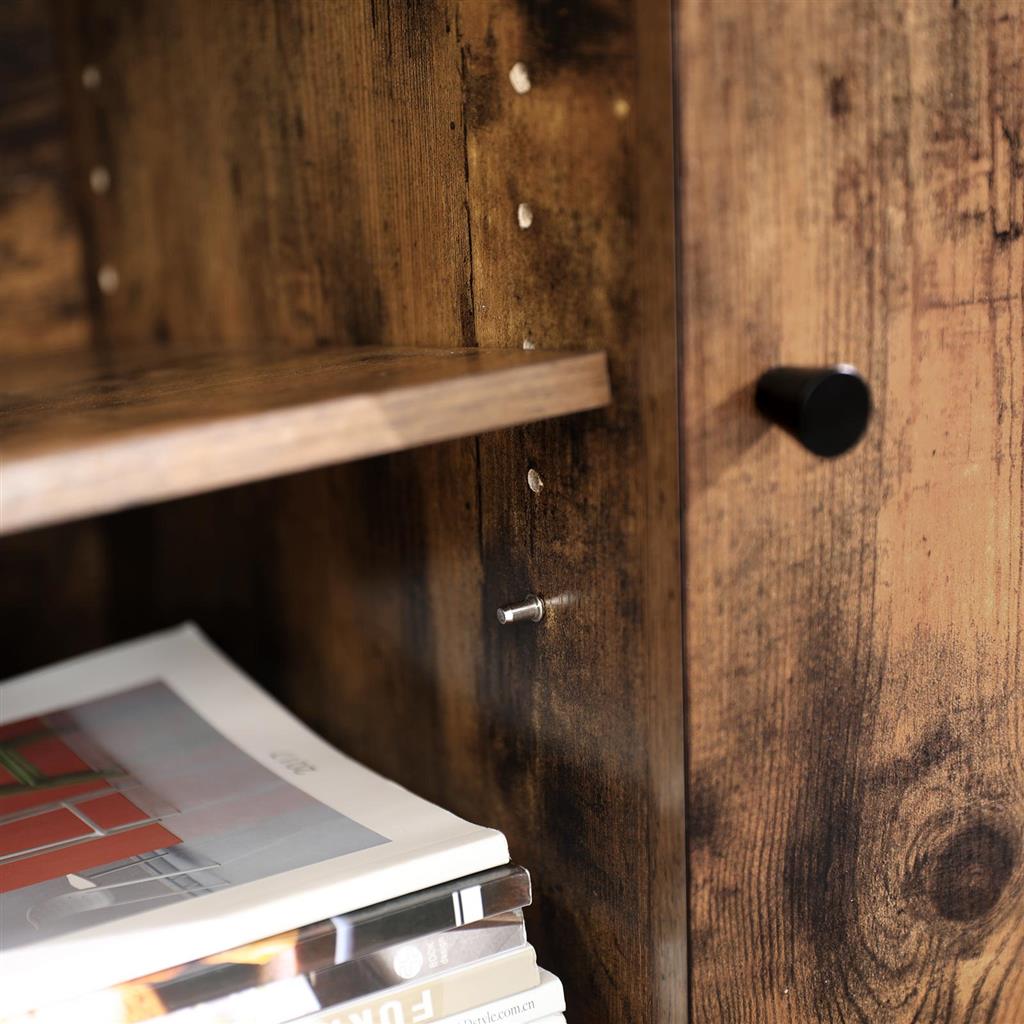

[54,0,475,352]
[458,3,684,1020]
[0,0,87,354]
[679,0,1024,1020]
[0,0,105,685]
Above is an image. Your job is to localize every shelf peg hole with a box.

[509,62,532,94]
[97,264,120,295]
[89,166,111,194]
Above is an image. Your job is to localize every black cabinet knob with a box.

[755,364,871,457]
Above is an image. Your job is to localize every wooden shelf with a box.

[0,346,610,535]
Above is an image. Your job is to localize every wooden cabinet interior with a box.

[3,0,1022,1021]
[0,1,683,1021]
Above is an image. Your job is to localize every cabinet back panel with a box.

[0,0,87,354]
[0,0,106,677]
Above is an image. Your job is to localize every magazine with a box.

[0,626,509,1016]
[296,946,539,1024]
[428,968,565,1024]
[4,911,528,1024]
[0,865,531,1023]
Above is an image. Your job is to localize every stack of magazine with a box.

[0,626,566,1024]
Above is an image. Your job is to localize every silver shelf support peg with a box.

[496,594,545,625]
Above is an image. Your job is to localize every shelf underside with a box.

[0,345,610,534]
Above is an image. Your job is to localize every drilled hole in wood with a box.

[97,264,120,295]
[89,166,111,194]
[509,62,531,95]
[528,468,544,494]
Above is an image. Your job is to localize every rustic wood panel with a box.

[680,1,1024,1021]
[0,0,108,683]
[457,4,684,1020]
[37,2,684,1021]
[1,346,609,534]
[54,0,475,351]
[0,0,87,354]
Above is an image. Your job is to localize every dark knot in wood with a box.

[922,822,1016,923]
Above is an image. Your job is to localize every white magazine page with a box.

[0,625,508,1016]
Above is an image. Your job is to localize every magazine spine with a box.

[309,946,539,1024]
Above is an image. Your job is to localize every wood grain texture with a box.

[0,346,609,534]
[0,0,87,354]
[679,1,1024,1021]
[53,0,475,351]
[35,2,684,1020]
[0,0,107,693]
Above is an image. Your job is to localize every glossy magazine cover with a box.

[298,947,539,1024]
[162,912,530,1023]
[3,878,530,1024]
[0,626,509,1017]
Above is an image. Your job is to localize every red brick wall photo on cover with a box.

[0,715,182,893]
[1,678,386,953]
